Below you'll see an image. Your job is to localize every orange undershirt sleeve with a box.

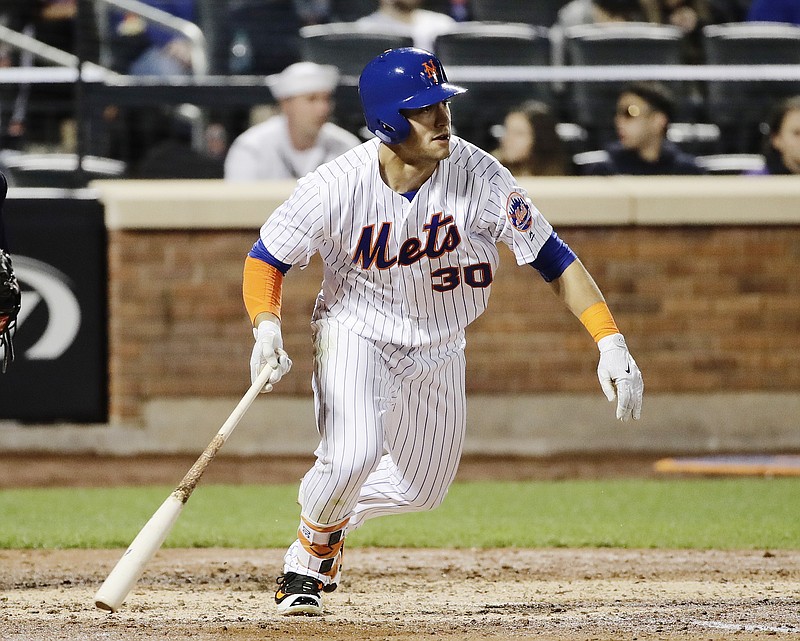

[243,256,283,325]
[579,301,619,343]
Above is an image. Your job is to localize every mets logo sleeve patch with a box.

[507,192,533,231]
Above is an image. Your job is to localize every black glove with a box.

[0,248,21,372]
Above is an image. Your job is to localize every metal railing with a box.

[0,23,116,80]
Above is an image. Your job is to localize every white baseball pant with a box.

[298,318,467,530]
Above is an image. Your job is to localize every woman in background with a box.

[491,101,571,177]
[751,96,800,175]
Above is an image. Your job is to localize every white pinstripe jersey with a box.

[259,136,553,346]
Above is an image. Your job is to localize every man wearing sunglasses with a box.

[585,81,705,175]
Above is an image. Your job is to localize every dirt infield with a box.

[3,547,798,640]
[2,454,799,640]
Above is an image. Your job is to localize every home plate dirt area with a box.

[2,454,798,640]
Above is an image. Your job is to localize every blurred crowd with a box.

[0,0,797,183]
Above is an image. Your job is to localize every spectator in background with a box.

[642,0,713,63]
[204,123,229,164]
[224,62,360,181]
[357,0,456,52]
[552,0,660,65]
[0,1,98,149]
[491,101,571,176]
[32,0,91,56]
[749,96,800,175]
[0,0,98,58]
[584,81,705,175]
[109,0,196,75]
[0,38,28,150]
[747,0,800,25]
[133,113,227,178]
[226,0,303,75]
[294,0,332,25]
[556,0,659,31]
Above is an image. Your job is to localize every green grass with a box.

[1,479,797,550]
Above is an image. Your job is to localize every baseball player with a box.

[242,47,643,616]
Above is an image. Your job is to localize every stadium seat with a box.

[571,150,766,175]
[571,149,610,175]
[433,22,552,146]
[702,22,800,153]
[0,153,126,188]
[299,23,414,76]
[299,23,414,134]
[695,153,766,175]
[562,23,685,147]
[470,0,569,27]
[666,122,721,155]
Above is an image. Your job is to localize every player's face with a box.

[772,108,800,173]
[499,111,534,163]
[614,93,662,151]
[400,100,453,162]
[282,91,333,137]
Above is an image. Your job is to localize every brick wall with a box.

[108,226,800,423]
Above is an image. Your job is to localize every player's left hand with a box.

[250,319,292,393]
[596,333,643,422]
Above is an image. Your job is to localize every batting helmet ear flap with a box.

[373,124,395,144]
[373,116,410,144]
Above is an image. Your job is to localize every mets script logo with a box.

[506,192,533,232]
[12,256,81,360]
[352,212,460,270]
[422,59,440,84]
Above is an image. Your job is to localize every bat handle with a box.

[218,361,274,442]
[173,364,274,502]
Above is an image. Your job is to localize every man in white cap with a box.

[224,62,361,181]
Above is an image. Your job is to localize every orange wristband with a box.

[243,256,283,324]
[579,301,619,343]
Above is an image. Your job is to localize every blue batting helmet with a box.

[358,47,467,144]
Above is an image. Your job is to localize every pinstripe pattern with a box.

[258,135,556,584]
[260,137,553,346]
[300,318,467,527]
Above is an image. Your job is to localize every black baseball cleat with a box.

[275,572,324,616]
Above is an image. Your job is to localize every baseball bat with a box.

[93,365,275,612]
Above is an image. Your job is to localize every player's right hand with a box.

[596,333,643,422]
[250,319,292,393]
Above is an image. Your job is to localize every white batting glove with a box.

[250,319,292,393]
[596,333,643,422]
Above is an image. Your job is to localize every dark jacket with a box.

[747,0,800,25]
[586,141,705,176]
